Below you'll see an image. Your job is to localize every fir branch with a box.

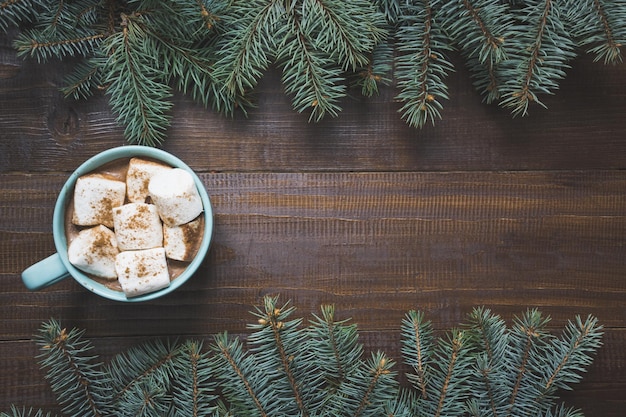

[350,1,396,103]
[353,0,395,99]
[321,349,397,417]
[300,0,387,71]
[210,332,274,417]
[133,0,241,114]
[34,319,109,417]
[171,340,218,417]
[440,0,514,103]
[351,352,398,417]
[101,13,173,146]
[215,0,388,122]
[428,329,472,417]
[309,305,401,417]
[105,338,181,414]
[565,0,626,64]
[539,315,604,396]
[395,0,455,128]
[213,0,283,99]
[46,0,101,33]
[61,57,104,100]
[309,304,363,387]
[505,308,553,417]
[116,378,171,417]
[498,0,576,117]
[247,296,320,417]
[0,407,57,417]
[353,41,393,98]
[464,307,510,417]
[0,0,35,32]
[277,9,345,122]
[14,29,106,62]
[9,303,605,417]
[12,0,106,62]
[383,389,416,417]
[401,310,434,399]
[465,306,509,365]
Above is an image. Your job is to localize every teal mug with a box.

[21,146,213,302]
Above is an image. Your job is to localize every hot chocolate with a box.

[64,157,205,294]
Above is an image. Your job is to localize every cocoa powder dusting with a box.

[65,157,205,293]
[182,221,200,242]
[100,197,113,225]
[92,229,114,258]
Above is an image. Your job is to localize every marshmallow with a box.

[112,203,163,251]
[126,157,172,203]
[72,174,126,228]
[163,217,204,261]
[68,225,119,279]
[148,168,203,226]
[115,248,170,297]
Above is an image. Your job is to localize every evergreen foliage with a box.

[438,0,514,104]
[394,0,455,128]
[497,1,577,117]
[0,0,624,145]
[399,310,474,416]
[565,0,626,65]
[34,319,110,417]
[1,408,54,417]
[2,296,604,417]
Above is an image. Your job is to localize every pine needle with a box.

[2,0,625,142]
[23,299,604,416]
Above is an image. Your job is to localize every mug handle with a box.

[22,253,70,291]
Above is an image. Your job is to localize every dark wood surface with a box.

[1,29,625,415]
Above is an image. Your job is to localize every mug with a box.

[21,145,213,302]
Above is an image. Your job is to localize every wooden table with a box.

[1,31,625,415]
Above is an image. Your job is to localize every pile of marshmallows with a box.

[67,157,204,297]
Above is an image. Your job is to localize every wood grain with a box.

[1,54,626,174]
[1,30,625,416]
[2,171,625,415]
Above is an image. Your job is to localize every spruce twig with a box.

[105,338,181,415]
[3,298,605,417]
[308,304,363,388]
[505,308,553,416]
[101,12,173,147]
[464,307,510,417]
[440,0,514,103]
[34,319,110,417]
[1,1,624,144]
[427,329,472,417]
[348,351,398,417]
[395,0,455,128]
[212,0,282,105]
[537,315,604,403]
[0,0,35,32]
[277,6,346,122]
[498,0,576,117]
[171,340,218,417]
[210,332,274,417]
[247,296,320,417]
[12,0,105,62]
[60,58,103,100]
[401,310,434,399]
[565,0,626,64]
[0,407,57,417]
